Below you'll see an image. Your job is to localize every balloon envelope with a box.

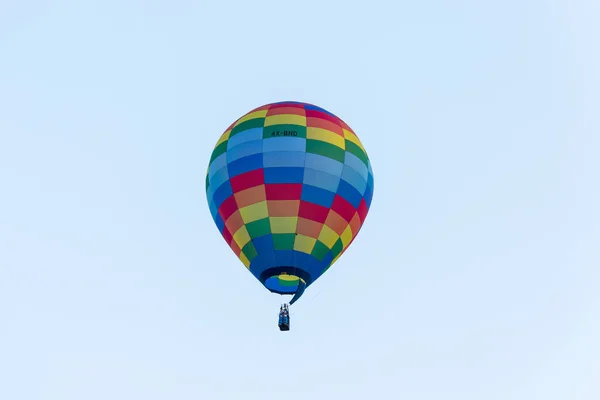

[205,101,374,304]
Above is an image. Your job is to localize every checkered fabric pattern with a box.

[206,101,374,299]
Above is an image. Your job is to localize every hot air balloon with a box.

[205,101,374,330]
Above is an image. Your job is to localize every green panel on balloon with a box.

[242,242,258,261]
[306,140,346,163]
[273,234,295,250]
[210,142,228,163]
[331,239,344,260]
[246,218,271,238]
[230,118,265,137]
[311,240,330,261]
[263,124,307,139]
[344,140,369,164]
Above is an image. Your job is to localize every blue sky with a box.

[1,1,598,399]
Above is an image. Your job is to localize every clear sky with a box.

[1,1,598,399]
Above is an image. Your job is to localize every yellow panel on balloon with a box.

[293,234,317,254]
[264,114,306,127]
[307,127,345,149]
[318,225,339,249]
[233,226,251,249]
[269,216,298,234]
[239,201,268,223]
[236,110,268,124]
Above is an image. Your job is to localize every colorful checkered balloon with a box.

[206,101,374,304]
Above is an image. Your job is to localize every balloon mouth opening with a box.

[264,274,304,294]
[259,266,312,295]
